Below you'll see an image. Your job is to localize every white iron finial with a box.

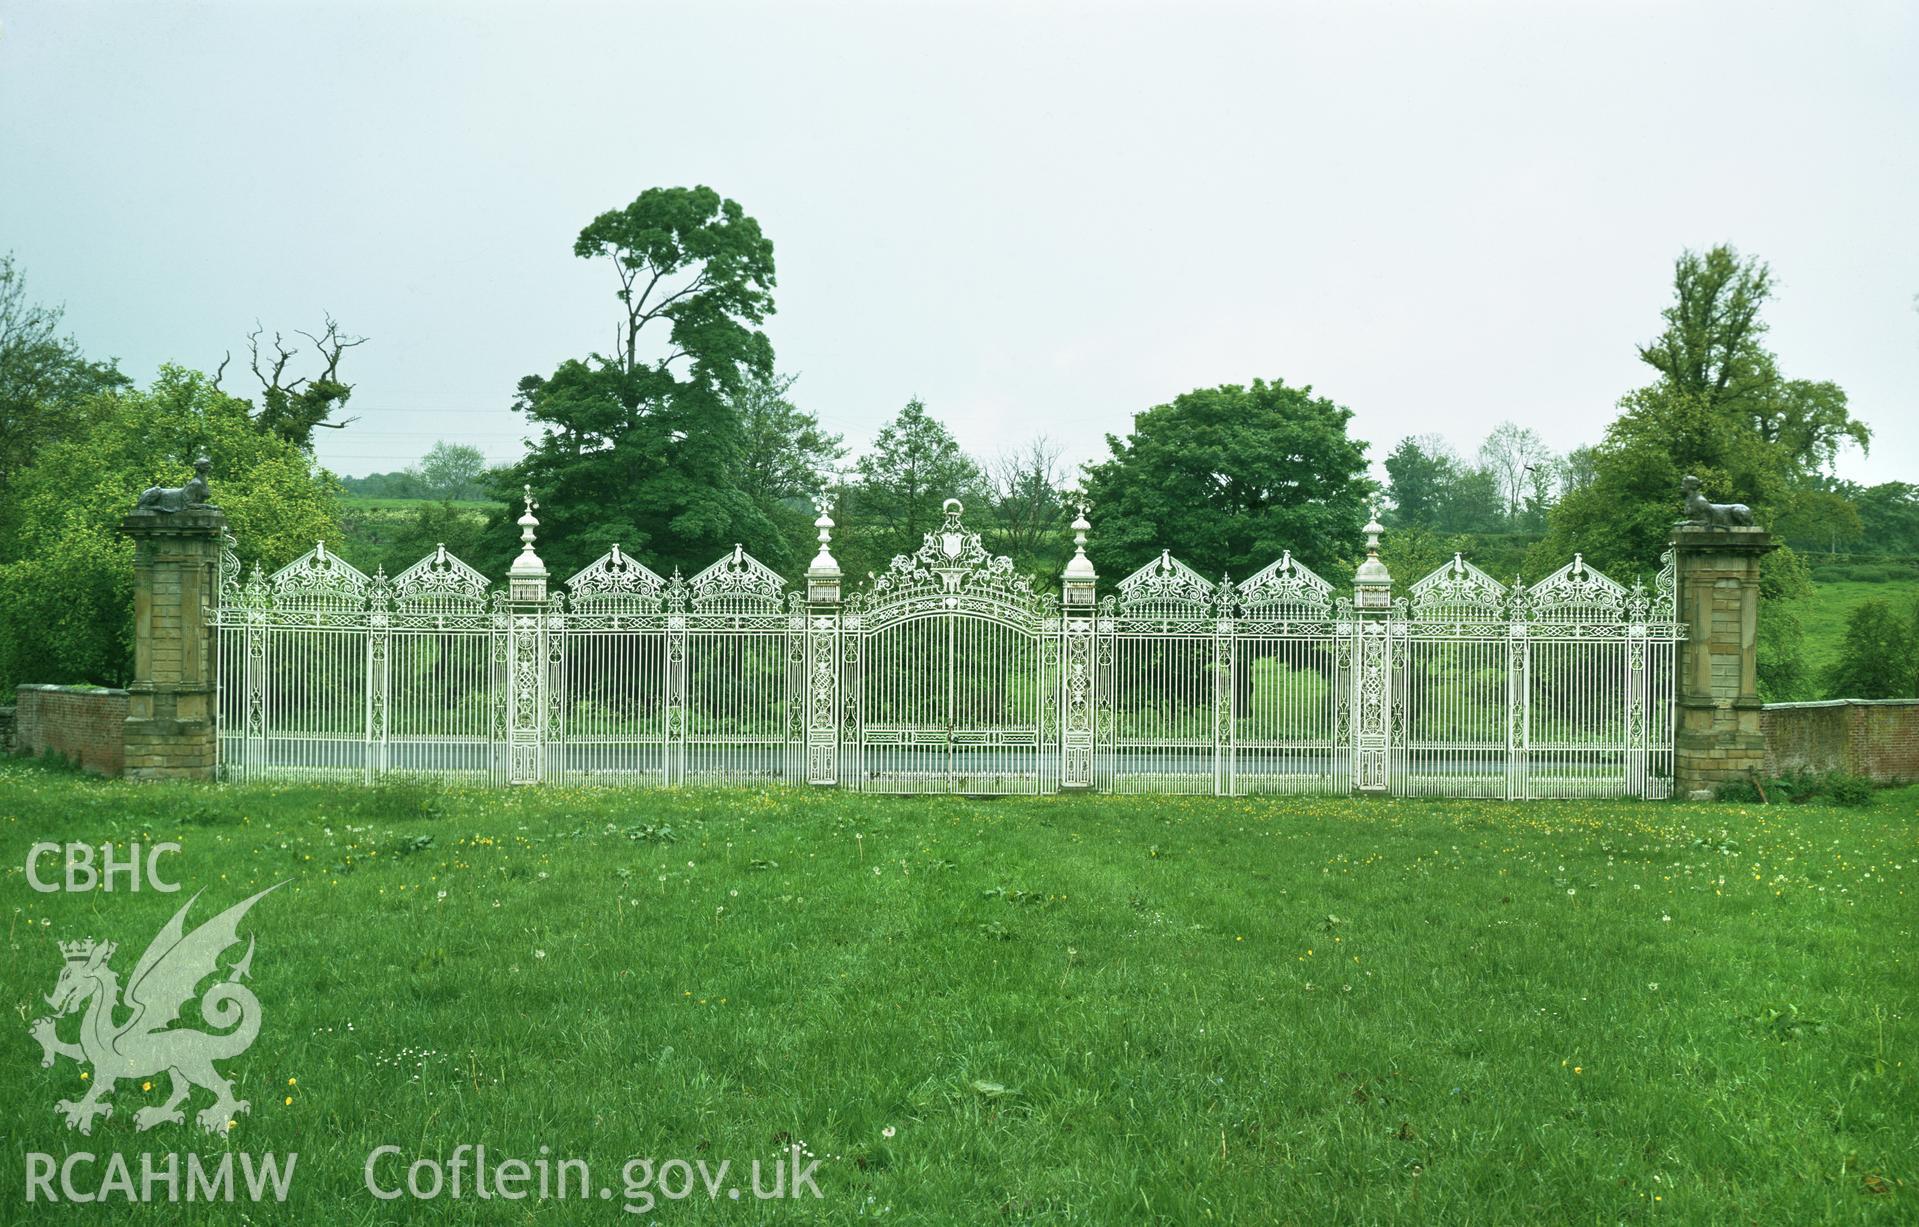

[1063,499,1096,584]
[508,487,547,588]
[809,497,841,579]
[1354,501,1391,591]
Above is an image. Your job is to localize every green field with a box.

[4,763,1914,1223]
[1799,578,1919,688]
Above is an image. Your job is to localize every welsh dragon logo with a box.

[30,884,283,1135]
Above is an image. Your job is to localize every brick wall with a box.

[12,686,130,776]
[1762,699,1919,784]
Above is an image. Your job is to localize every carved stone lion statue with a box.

[1679,474,1753,528]
[134,456,214,514]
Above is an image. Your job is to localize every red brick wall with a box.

[1762,700,1919,784]
[12,686,129,776]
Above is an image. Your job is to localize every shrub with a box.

[1717,769,1874,807]
[1825,773,1875,807]
[1822,597,1919,700]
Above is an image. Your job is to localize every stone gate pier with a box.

[118,504,226,780]
[1671,523,1771,798]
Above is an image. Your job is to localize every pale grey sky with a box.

[2,1,1913,487]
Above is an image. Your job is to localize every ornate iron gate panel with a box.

[549,545,670,785]
[1096,552,1221,794]
[844,501,1058,794]
[213,494,1680,798]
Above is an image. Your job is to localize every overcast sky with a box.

[2,1,1914,489]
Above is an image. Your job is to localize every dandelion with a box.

[284,1096,293,1106]
[534,949,547,960]
[289,1077,297,1086]
[882,1126,896,1139]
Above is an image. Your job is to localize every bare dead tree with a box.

[984,436,1068,560]
[243,315,368,447]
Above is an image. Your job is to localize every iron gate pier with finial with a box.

[213,496,1681,797]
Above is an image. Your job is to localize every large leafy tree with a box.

[1540,245,1871,575]
[0,253,129,501]
[730,371,844,568]
[1382,436,1452,528]
[841,398,984,577]
[1851,482,1919,556]
[1080,379,1370,583]
[1534,245,1871,701]
[511,186,780,579]
[0,366,340,689]
[417,440,489,501]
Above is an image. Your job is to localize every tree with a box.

[729,371,844,566]
[340,469,429,499]
[983,436,1069,566]
[842,398,983,576]
[1529,244,1878,699]
[0,366,340,689]
[1635,246,1775,411]
[417,441,489,501]
[1773,479,1862,555]
[234,316,367,449]
[511,186,780,579]
[1080,378,1370,583]
[1850,482,1919,557]
[1383,436,1453,528]
[1541,245,1871,576]
[1477,421,1554,523]
[0,253,129,500]
[1438,463,1507,535]
[1823,598,1917,699]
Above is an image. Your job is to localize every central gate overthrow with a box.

[215,495,1679,797]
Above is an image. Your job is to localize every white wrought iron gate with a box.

[215,499,1678,798]
[842,501,1059,794]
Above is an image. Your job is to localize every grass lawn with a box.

[3,762,1913,1224]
